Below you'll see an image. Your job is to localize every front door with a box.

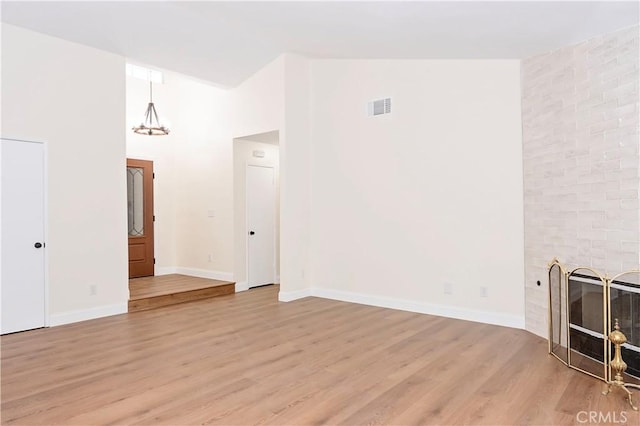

[247,165,275,288]
[127,159,154,278]
[1,138,46,334]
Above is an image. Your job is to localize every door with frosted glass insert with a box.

[127,159,154,278]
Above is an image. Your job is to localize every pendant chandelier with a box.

[132,81,170,136]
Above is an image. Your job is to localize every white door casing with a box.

[246,165,275,288]
[1,138,46,334]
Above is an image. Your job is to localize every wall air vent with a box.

[368,98,391,117]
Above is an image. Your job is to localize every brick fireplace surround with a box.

[522,25,640,338]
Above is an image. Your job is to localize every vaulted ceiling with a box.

[2,1,638,87]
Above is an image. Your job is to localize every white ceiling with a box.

[2,1,638,88]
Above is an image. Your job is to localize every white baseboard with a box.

[49,302,128,327]
[235,281,249,292]
[278,288,313,302]
[278,286,524,329]
[275,274,280,284]
[311,288,525,329]
[172,267,234,282]
[155,266,177,276]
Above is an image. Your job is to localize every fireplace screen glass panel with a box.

[610,271,640,382]
[549,263,567,363]
[568,270,606,379]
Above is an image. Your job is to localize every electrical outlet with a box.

[444,282,453,295]
[90,284,97,296]
[208,254,213,263]
[480,287,488,298]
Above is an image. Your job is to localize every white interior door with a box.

[1,139,46,334]
[247,165,275,288]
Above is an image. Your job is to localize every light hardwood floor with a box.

[2,285,638,425]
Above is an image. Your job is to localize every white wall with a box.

[233,137,280,290]
[280,54,313,295]
[230,55,289,291]
[231,56,285,139]
[521,25,640,338]
[127,69,234,280]
[308,59,525,327]
[0,26,533,332]
[229,54,313,298]
[1,24,128,323]
[174,77,233,278]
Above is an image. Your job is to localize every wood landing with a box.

[128,274,235,312]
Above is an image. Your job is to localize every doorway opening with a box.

[233,131,280,291]
[127,158,155,278]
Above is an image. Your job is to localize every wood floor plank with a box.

[2,284,637,425]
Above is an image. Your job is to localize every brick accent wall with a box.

[522,26,640,338]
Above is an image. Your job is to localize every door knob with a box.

[34,242,43,248]
[249,231,255,235]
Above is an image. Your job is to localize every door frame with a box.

[245,163,277,288]
[0,137,50,328]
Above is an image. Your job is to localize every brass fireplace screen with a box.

[548,259,640,385]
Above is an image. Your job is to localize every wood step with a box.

[128,274,235,313]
